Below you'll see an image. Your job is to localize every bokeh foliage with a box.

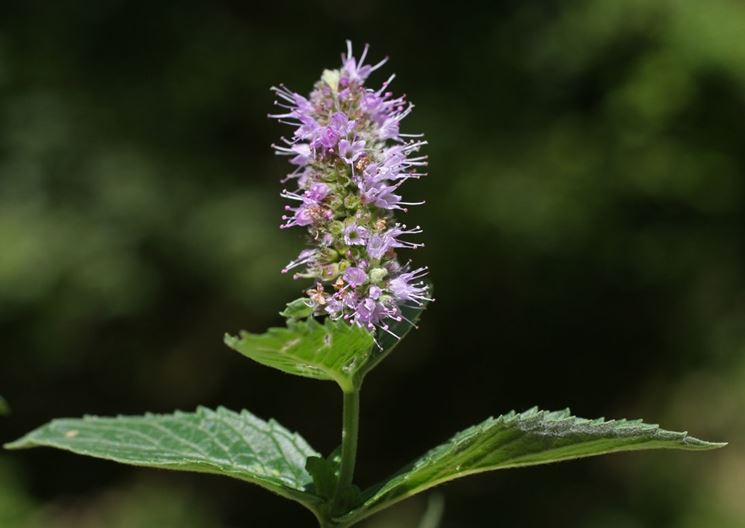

[1,0,743,526]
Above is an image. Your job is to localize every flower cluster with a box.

[270,41,431,336]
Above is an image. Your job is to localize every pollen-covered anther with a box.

[355,155,370,172]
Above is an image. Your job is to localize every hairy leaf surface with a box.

[5,407,322,509]
[339,407,725,525]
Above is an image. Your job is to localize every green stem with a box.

[331,388,361,516]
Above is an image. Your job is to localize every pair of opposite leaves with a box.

[5,303,724,526]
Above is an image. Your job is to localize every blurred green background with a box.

[1,1,743,526]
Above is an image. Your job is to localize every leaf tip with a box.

[3,435,31,450]
[684,436,727,450]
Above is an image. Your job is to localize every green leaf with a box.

[338,407,725,525]
[5,407,323,512]
[280,298,314,320]
[305,446,341,499]
[225,318,375,392]
[306,456,337,500]
[305,446,362,520]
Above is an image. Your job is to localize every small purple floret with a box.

[343,267,367,288]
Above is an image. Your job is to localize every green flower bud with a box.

[369,267,388,284]
[327,194,344,212]
[321,263,340,280]
[329,221,345,237]
[344,194,360,210]
[320,170,338,183]
[321,69,340,93]
[378,294,394,306]
[320,248,339,262]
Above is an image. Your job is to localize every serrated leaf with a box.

[225,318,375,392]
[5,407,323,512]
[338,407,725,525]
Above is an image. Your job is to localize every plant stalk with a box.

[330,388,361,516]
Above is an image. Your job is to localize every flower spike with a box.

[270,42,431,332]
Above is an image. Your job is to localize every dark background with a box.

[1,1,742,526]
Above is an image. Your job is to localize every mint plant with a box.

[4,42,724,528]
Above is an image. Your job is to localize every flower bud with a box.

[369,267,388,284]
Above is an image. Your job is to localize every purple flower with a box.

[372,188,404,210]
[366,224,423,258]
[343,223,368,246]
[282,249,318,274]
[386,224,424,250]
[280,143,312,166]
[361,91,384,117]
[281,203,331,229]
[291,205,314,227]
[359,180,405,211]
[341,41,387,83]
[281,182,329,205]
[379,105,413,141]
[317,127,339,149]
[295,115,321,141]
[325,296,344,316]
[379,117,401,141]
[353,298,386,329]
[329,112,355,136]
[341,290,358,309]
[338,139,366,164]
[269,85,314,122]
[343,267,367,287]
[388,267,430,304]
[366,232,393,260]
[305,182,330,202]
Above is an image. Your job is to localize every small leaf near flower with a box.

[225,318,375,392]
[280,297,315,320]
